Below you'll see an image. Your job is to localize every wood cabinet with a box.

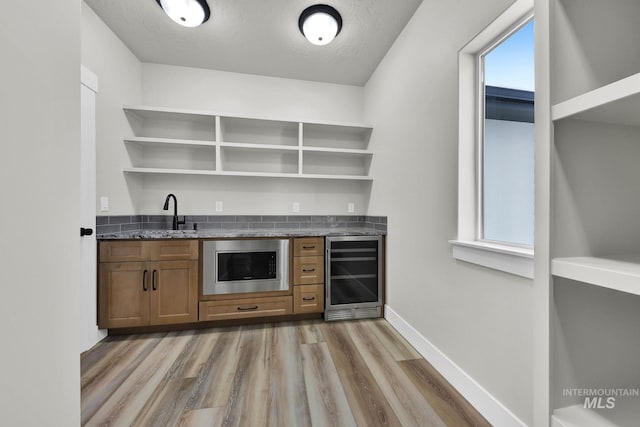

[292,237,325,314]
[98,240,198,329]
[293,284,324,314]
[199,296,292,321]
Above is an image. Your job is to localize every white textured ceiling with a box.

[84,0,423,86]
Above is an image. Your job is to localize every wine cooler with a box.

[325,235,382,321]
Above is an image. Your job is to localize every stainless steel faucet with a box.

[163,193,185,230]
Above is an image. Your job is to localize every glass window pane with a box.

[482,20,534,246]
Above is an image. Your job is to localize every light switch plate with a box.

[292,202,300,213]
[347,202,355,213]
[215,201,223,212]
[100,196,109,212]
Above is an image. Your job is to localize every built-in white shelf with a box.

[552,402,640,427]
[302,146,373,155]
[122,104,374,181]
[219,142,299,152]
[124,167,373,181]
[551,254,640,296]
[124,136,215,147]
[551,72,640,126]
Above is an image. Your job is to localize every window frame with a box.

[450,0,534,279]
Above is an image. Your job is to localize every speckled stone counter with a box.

[97,227,385,240]
[96,215,387,239]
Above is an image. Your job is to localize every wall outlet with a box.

[100,196,109,212]
[292,202,300,213]
[347,202,355,213]
[215,201,223,212]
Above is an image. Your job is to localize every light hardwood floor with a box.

[81,319,490,426]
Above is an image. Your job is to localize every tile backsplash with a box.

[96,215,387,235]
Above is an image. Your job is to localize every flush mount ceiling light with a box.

[156,0,210,28]
[299,4,343,46]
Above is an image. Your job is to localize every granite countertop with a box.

[97,227,385,240]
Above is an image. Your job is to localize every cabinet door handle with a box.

[237,305,259,311]
[142,269,148,291]
[152,269,157,291]
[303,245,315,250]
[302,296,316,301]
[302,268,316,273]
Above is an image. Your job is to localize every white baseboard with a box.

[384,305,528,427]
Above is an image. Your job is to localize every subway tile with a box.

[185,215,207,222]
[374,224,388,231]
[109,215,131,224]
[96,216,109,225]
[378,216,388,224]
[207,215,236,222]
[130,215,143,223]
[221,222,248,230]
[275,222,300,230]
[288,215,311,222]
[249,222,275,229]
[121,223,142,232]
[236,215,262,223]
[96,224,121,234]
[143,222,170,230]
[262,215,288,222]
[147,215,172,223]
[196,222,222,230]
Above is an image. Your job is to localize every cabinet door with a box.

[293,284,324,314]
[99,241,149,262]
[149,240,198,261]
[149,260,198,325]
[293,237,324,257]
[98,262,149,328]
[293,256,324,285]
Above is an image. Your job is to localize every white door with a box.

[80,66,106,352]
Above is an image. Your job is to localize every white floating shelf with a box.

[219,142,299,151]
[124,167,217,176]
[303,146,373,155]
[124,168,372,181]
[552,72,640,126]
[123,105,215,121]
[551,254,640,296]
[553,402,640,427]
[123,105,373,129]
[124,137,215,147]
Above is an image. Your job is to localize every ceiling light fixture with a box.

[156,0,210,28]
[298,4,342,46]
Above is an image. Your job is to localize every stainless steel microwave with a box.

[202,239,289,295]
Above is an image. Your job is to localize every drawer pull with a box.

[237,305,259,311]
[302,268,316,273]
[303,245,316,250]
[302,296,316,301]
[142,269,148,291]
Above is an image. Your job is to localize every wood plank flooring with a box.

[81,319,491,427]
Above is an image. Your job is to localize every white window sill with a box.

[449,240,534,279]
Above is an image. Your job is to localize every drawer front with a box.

[149,240,199,261]
[199,296,292,321]
[99,241,149,262]
[293,256,324,285]
[293,237,324,257]
[293,284,324,314]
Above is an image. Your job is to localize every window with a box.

[480,19,534,247]
[451,0,534,279]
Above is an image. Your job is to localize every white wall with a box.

[364,0,533,424]
[132,64,369,215]
[0,1,80,426]
[82,3,143,216]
